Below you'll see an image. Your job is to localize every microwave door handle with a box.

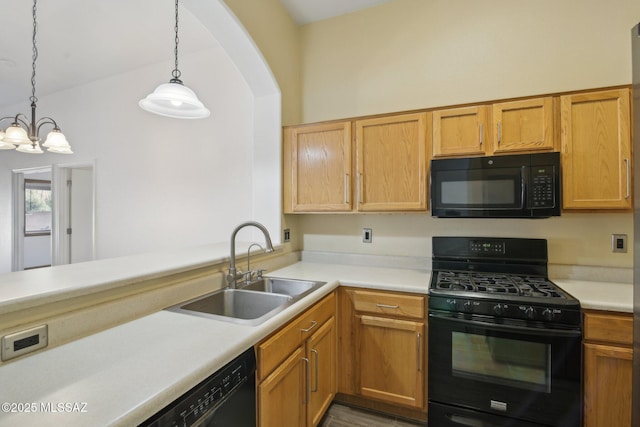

[521,167,526,208]
[429,312,581,338]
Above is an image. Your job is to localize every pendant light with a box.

[139,0,210,119]
[0,0,73,154]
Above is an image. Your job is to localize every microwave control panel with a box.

[530,166,555,208]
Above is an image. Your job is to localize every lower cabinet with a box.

[337,287,427,421]
[583,310,633,427]
[256,292,336,427]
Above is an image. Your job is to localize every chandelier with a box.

[139,0,210,119]
[0,0,72,154]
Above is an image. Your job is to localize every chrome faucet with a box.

[227,221,274,288]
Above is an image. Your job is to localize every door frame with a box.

[52,161,96,265]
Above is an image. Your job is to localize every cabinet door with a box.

[432,106,488,157]
[492,97,554,154]
[307,317,336,427]
[584,343,633,427]
[258,346,307,427]
[561,89,632,209]
[355,113,428,212]
[284,122,352,213]
[356,315,424,409]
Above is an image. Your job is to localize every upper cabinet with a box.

[432,106,488,157]
[354,113,428,212]
[283,122,352,213]
[283,112,429,213]
[283,86,631,214]
[432,97,555,157]
[492,97,555,154]
[561,89,632,210]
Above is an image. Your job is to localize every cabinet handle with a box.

[625,158,630,199]
[497,122,502,145]
[311,349,319,392]
[376,303,399,309]
[302,357,310,404]
[300,320,318,333]
[344,173,350,204]
[416,333,422,372]
[358,173,363,205]
[479,124,483,146]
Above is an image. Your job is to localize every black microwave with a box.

[430,152,561,218]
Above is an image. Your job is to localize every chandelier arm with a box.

[12,114,31,129]
[35,117,59,134]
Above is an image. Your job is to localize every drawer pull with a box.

[301,320,318,333]
[376,303,399,309]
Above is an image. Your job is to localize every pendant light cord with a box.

[30,0,39,104]
[172,0,181,81]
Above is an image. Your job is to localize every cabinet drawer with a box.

[584,310,633,346]
[351,289,425,319]
[257,292,335,381]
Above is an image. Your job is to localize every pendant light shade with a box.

[42,128,73,153]
[140,0,210,120]
[16,142,43,154]
[3,124,32,145]
[139,79,210,119]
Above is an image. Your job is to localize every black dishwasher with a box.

[139,347,256,427]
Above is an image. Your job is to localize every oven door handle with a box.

[429,312,581,338]
[447,412,501,427]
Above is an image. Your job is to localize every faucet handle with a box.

[256,269,267,278]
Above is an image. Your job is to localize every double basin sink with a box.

[167,277,327,326]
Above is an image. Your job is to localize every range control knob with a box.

[493,303,505,315]
[462,301,474,312]
[542,308,555,321]
[525,306,536,320]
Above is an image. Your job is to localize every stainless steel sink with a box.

[166,277,328,326]
[167,289,292,326]
[242,277,323,298]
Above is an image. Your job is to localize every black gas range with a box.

[428,236,582,427]
[429,236,581,325]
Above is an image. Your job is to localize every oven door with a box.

[428,311,581,427]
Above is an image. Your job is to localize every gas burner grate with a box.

[434,271,564,299]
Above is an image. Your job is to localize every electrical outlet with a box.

[283,229,290,242]
[612,234,627,253]
[362,228,372,243]
[2,325,48,361]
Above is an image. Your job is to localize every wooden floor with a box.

[319,403,427,427]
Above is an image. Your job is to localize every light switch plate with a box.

[362,228,372,243]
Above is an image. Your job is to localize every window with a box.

[24,179,52,236]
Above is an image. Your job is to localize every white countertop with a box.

[0,260,632,426]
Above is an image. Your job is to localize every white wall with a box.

[300,0,640,122]
[0,45,265,273]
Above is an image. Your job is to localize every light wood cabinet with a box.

[283,112,428,213]
[283,122,352,213]
[432,97,554,157]
[583,310,633,427]
[354,112,429,211]
[492,97,555,154]
[337,288,427,418]
[432,106,488,157]
[561,89,632,210]
[256,292,336,427]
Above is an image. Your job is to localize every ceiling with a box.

[279,0,394,25]
[0,0,392,111]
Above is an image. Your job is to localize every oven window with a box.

[451,332,551,393]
